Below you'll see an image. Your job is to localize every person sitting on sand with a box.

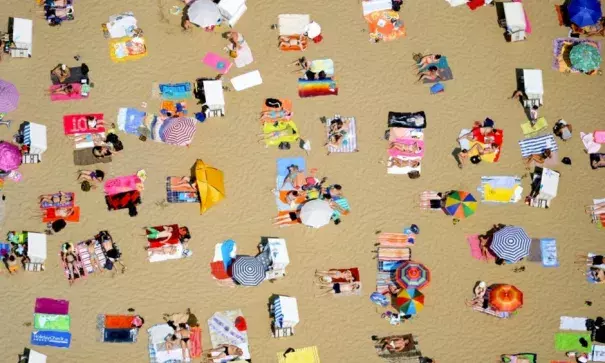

[379,336,411,353]
[85,240,104,273]
[278,35,308,49]
[39,191,72,205]
[591,154,605,169]
[227,31,245,50]
[287,57,311,71]
[465,281,487,307]
[315,281,361,296]
[585,201,605,215]
[523,149,552,169]
[3,252,20,274]
[92,146,114,159]
[415,66,440,83]
[585,268,605,284]
[388,141,422,153]
[553,119,572,141]
[205,344,244,361]
[51,63,71,83]
[281,164,302,190]
[326,133,345,149]
[567,351,590,363]
[315,269,354,283]
[510,89,528,103]
[415,54,442,68]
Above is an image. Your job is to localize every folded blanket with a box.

[34,313,70,331]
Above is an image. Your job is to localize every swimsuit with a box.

[147,227,160,240]
[333,283,341,294]
[89,171,97,179]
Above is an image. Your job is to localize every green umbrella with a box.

[570,43,602,72]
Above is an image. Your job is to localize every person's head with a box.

[113,140,124,152]
[470,155,482,164]
[435,54,442,60]
[352,282,361,290]
[288,164,299,173]
[65,84,73,92]
[330,119,343,131]
[290,190,299,197]
[478,234,488,242]
[93,146,111,157]
[408,170,421,179]
[495,258,505,265]
[52,219,67,233]
[8,255,15,262]
[81,181,92,192]
[318,70,327,80]
[178,323,187,329]
[128,205,138,217]
[410,160,420,168]
[532,105,539,110]
[234,347,244,356]
[85,240,93,247]
[428,65,438,72]
[329,134,342,143]
[94,170,105,181]
[178,226,191,240]
[343,270,353,279]
[542,149,552,158]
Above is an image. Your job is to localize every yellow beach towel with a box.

[468,141,497,163]
[483,184,519,203]
[277,346,320,363]
[521,117,547,136]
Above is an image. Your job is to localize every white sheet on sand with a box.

[559,316,588,331]
[362,0,392,15]
[148,324,185,362]
[228,41,253,68]
[387,157,421,175]
[231,70,262,91]
[28,350,47,363]
[148,244,184,263]
[594,198,605,215]
[278,14,310,36]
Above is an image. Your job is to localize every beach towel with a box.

[540,238,559,267]
[279,34,308,51]
[105,190,141,211]
[203,52,233,74]
[276,157,306,192]
[231,70,262,91]
[373,334,421,360]
[555,332,592,352]
[310,59,334,76]
[362,0,392,15]
[519,134,559,158]
[35,298,69,315]
[298,78,338,97]
[63,114,104,135]
[377,247,412,261]
[591,345,605,362]
[261,99,293,123]
[42,206,80,223]
[501,353,536,363]
[76,240,107,274]
[228,41,254,68]
[148,324,185,363]
[521,117,548,137]
[190,327,202,358]
[388,112,427,129]
[325,115,358,154]
[73,148,112,166]
[49,84,86,101]
[560,317,589,331]
[104,175,142,195]
[60,249,86,282]
[377,233,415,247]
[147,225,180,248]
[208,310,251,361]
[31,330,71,349]
[364,10,406,42]
[166,177,200,203]
[478,176,523,203]
[39,192,75,209]
[278,14,310,36]
[34,314,70,332]
[277,346,321,363]
[108,36,147,63]
[388,138,424,158]
[102,328,137,343]
[103,315,135,329]
[331,197,351,220]
[467,234,495,261]
[387,156,422,175]
[117,107,146,136]
[472,306,511,318]
[148,243,186,263]
[158,82,192,100]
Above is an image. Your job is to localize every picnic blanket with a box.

[554,332,592,352]
[117,107,146,136]
[73,148,112,165]
[39,192,74,209]
[552,38,601,73]
[63,114,104,135]
[105,190,141,211]
[326,115,358,154]
[159,82,192,100]
[277,346,321,363]
[108,36,147,63]
[104,175,142,195]
[207,310,251,361]
[298,78,338,97]
[34,314,70,331]
[478,176,523,203]
[166,177,200,203]
[148,324,186,363]
[364,10,406,42]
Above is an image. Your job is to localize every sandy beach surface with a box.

[1,0,605,362]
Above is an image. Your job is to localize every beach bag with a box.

[104,258,114,270]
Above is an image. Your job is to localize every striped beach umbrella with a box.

[0,80,19,113]
[394,288,424,315]
[231,256,266,286]
[490,226,531,263]
[444,191,477,219]
[159,117,197,146]
[395,261,430,290]
[489,284,523,312]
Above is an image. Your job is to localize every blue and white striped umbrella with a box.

[231,256,266,286]
[490,226,531,263]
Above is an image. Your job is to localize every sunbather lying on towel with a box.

[315,269,354,282]
[165,323,191,358]
[459,143,499,168]
[205,344,244,361]
[145,226,175,242]
[314,281,361,296]
[281,164,303,190]
[46,83,76,96]
[99,238,126,272]
[414,54,442,68]
[388,141,423,154]
[278,35,308,49]
[415,66,441,83]
[256,127,298,143]
[575,253,605,269]
[260,109,292,123]
[378,335,411,353]
[523,149,552,169]
[586,201,605,216]
[585,267,605,283]
[39,191,73,206]
[591,154,605,169]
[381,158,420,168]
[85,240,104,273]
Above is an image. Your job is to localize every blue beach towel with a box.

[540,238,559,267]
[123,108,146,135]
[221,239,236,271]
[159,83,192,100]
[31,330,71,348]
[275,157,306,210]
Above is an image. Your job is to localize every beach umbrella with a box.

[395,261,430,290]
[194,159,225,214]
[0,142,22,172]
[0,80,19,113]
[159,117,197,146]
[394,288,425,315]
[490,226,531,263]
[568,0,602,27]
[299,199,333,228]
[444,191,477,219]
[489,284,523,312]
[570,43,602,73]
[231,256,266,286]
[188,0,221,28]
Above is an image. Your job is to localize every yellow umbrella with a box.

[277,346,321,363]
[194,159,225,214]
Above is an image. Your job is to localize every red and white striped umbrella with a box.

[159,117,197,146]
[0,80,19,113]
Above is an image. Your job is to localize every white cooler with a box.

[203,80,225,118]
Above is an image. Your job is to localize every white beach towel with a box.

[148,244,185,263]
[278,14,310,36]
[231,70,262,91]
[228,42,253,68]
[559,316,588,331]
[387,157,421,175]
[326,115,358,153]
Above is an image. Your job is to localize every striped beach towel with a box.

[377,247,411,261]
[76,240,107,274]
[377,233,415,247]
[472,306,511,318]
[519,134,559,158]
[326,115,358,154]
[331,197,350,220]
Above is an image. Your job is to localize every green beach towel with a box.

[555,332,592,353]
[34,313,71,332]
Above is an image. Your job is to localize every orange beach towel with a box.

[43,206,81,223]
[377,233,415,247]
[104,315,135,329]
[190,327,202,358]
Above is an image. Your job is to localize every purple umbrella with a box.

[0,142,22,172]
[0,80,19,113]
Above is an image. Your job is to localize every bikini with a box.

[333,283,341,294]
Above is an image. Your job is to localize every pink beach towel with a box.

[63,113,105,135]
[202,52,233,75]
[594,130,605,143]
[467,235,495,261]
[50,83,87,101]
[388,138,424,158]
[104,175,142,196]
[35,298,69,315]
[190,327,202,358]
[513,0,532,34]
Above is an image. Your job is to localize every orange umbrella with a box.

[489,284,523,312]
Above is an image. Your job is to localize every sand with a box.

[1,0,604,361]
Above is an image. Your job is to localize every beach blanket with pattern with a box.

[76,240,107,274]
[364,10,406,42]
[208,310,251,361]
[166,177,200,203]
[39,192,75,209]
[117,107,146,136]
[325,115,358,154]
[417,56,454,83]
[108,36,147,63]
[34,313,70,331]
[63,114,105,135]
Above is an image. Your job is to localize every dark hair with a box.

[333,218,341,225]
[180,227,191,240]
[51,219,67,233]
[408,171,421,179]
[291,190,299,197]
[95,170,105,180]
[85,240,93,246]
[478,234,487,240]
[428,65,438,71]
[318,71,327,80]
[542,149,552,158]
[178,323,187,329]
[435,55,442,60]
[495,258,505,265]
[128,205,138,217]
[470,155,482,164]
[113,140,124,152]
[81,181,92,192]
[532,105,539,110]
[8,255,15,261]
[93,146,111,158]
[332,184,342,190]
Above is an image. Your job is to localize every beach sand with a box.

[1,0,604,361]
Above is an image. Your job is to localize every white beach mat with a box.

[278,14,310,35]
[559,316,588,331]
[231,70,262,91]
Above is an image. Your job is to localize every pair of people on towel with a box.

[145,225,191,258]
